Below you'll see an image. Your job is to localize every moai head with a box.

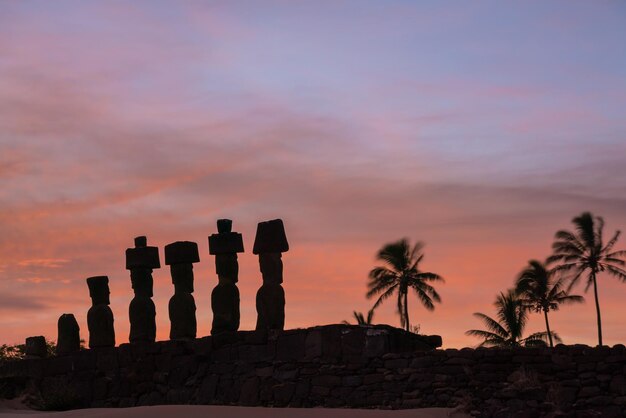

[87,276,110,305]
[165,241,199,294]
[259,252,283,284]
[126,236,160,298]
[208,219,244,284]
[253,219,289,284]
[215,253,238,284]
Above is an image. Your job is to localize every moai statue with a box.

[165,241,199,340]
[125,236,160,343]
[56,314,80,355]
[253,219,289,331]
[86,275,115,348]
[208,219,244,334]
[25,336,47,359]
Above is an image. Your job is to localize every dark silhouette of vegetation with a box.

[342,309,375,325]
[366,238,443,332]
[515,260,584,347]
[547,212,626,346]
[466,289,560,347]
[0,338,56,362]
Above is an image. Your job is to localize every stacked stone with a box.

[165,241,199,341]
[56,313,80,355]
[208,219,244,335]
[86,276,115,348]
[253,219,289,331]
[125,236,160,344]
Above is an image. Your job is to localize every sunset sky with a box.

[1,1,625,348]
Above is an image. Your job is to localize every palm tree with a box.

[342,309,375,325]
[466,289,560,348]
[547,212,626,346]
[515,260,584,347]
[366,238,443,331]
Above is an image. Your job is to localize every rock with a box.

[385,358,408,369]
[273,382,295,405]
[25,336,47,358]
[579,386,602,398]
[239,377,259,406]
[304,330,323,359]
[311,375,341,387]
[610,375,626,395]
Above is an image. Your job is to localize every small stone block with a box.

[208,232,244,255]
[25,336,47,358]
[253,219,289,254]
[164,241,200,265]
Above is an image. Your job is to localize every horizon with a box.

[1,1,626,348]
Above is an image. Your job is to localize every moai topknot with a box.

[86,275,115,348]
[126,236,160,343]
[165,241,199,340]
[208,219,244,335]
[253,219,289,331]
[56,313,80,355]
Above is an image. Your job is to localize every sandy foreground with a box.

[0,400,470,418]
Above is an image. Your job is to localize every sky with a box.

[1,1,625,348]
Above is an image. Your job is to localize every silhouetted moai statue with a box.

[56,314,80,355]
[126,236,160,343]
[165,241,199,340]
[253,219,289,331]
[86,275,115,348]
[25,336,47,359]
[208,219,244,335]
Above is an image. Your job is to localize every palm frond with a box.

[366,268,397,298]
[377,239,410,272]
[605,265,626,282]
[414,272,445,283]
[371,284,398,310]
[524,331,562,346]
[412,281,442,304]
[602,230,621,253]
[471,312,508,338]
[603,257,625,267]
[554,230,586,252]
[572,212,596,249]
[554,293,585,305]
[412,287,434,311]
[606,250,626,258]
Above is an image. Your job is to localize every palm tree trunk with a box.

[591,271,603,346]
[404,291,409,332]
[543,309,553,348]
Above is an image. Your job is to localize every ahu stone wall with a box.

[0,325,625,418]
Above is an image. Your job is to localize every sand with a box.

[0,403,470,418]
